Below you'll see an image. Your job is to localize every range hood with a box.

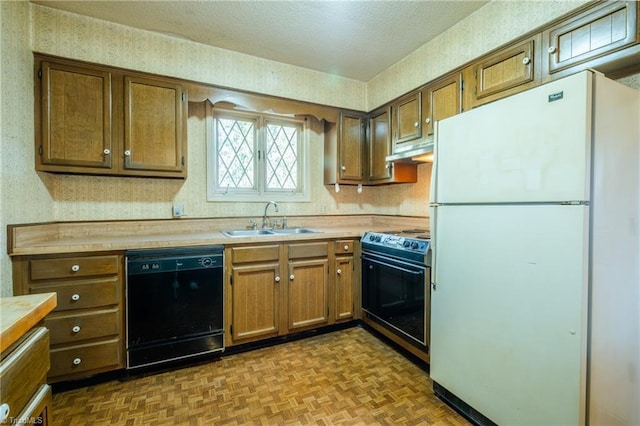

[385,140,434,164]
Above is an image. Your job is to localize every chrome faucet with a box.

[262,201,279,228]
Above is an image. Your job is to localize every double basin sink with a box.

[221,228,322,237]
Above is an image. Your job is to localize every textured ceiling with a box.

[31,0,489,82]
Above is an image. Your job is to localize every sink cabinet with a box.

[11,252,125,383]
[225,238,359,347]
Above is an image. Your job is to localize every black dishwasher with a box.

[126,245,224,369]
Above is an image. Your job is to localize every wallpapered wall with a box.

[2,0,638,296]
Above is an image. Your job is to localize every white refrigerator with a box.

[429,70,639,425]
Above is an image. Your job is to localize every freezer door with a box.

[430,204,589,425]
[434,71,592,204]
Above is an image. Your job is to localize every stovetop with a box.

[361,229,431,262]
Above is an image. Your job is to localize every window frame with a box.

[206,103,310,202]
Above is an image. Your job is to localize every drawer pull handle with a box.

[275,276,280,282]
[71,264,80,272]
[71,294,80,301]
[73,357,82,365]
[344,245,349,251]
[0,403,9,423]
[72,325,81,333]
[289,274,295,280]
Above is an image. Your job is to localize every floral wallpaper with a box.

[1,0,638,296]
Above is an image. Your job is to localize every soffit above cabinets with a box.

[30,0,488,82]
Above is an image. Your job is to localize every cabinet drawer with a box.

[49,338,122,379]
[288,242,328,259]
[46,308,120,345]
[0,328,49,422]
[30,255,119,280]
[334,240,355,254]
[231,245,280,264]
[30,276,120,311]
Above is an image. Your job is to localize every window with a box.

[206,103,310,202]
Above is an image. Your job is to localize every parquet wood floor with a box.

[52,327,469,425]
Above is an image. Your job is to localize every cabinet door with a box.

[424,73,461,137]
[544,1,639,75]
[123,76,187,177]
[334,256,354,322]
[368,107,392,182]
[288,259,329,331]
[38,61,113,172]
[229,263,280,342]
[338,112,365,182]
[463,34,541,109]
[393,90,422,149]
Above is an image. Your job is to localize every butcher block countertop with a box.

[0,293,57,351]
[7,215,429,256]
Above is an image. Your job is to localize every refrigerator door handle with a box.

[429,204,437,291]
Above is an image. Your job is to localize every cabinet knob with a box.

[103,148,111,155]
[124,150,131,157]
[425,117,431,124]
[71,264,80,272]
[275,276,280,282]
[73,357,82,365]
[344,245,349,251]
[413,121,419,128]
[547,46,557,54]
[0,403,10,423]
[71,293,80,301]
[337,269,342,275]
[522,57,531,65]
[289,274,295,280]
[72,325,81,333]
[340,165,346,171]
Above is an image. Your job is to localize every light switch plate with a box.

[172,203,185,218]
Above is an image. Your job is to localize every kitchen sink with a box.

[271,228,322,234]
[221,228,322,237]
[221,229,276,237]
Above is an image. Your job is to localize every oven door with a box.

[362,251,427,347]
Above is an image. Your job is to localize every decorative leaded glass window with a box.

[207,104,309,201]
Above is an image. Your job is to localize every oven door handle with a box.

[363,255,424,276]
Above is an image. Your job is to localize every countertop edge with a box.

[0,293,57,352]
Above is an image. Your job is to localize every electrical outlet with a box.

[172,203,185,218]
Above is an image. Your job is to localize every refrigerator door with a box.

[431,204,589,425]
[434,71,592,204]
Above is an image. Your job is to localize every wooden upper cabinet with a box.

[368,107,392,182]
[423,73,461,137]
[324,111,365,184]
[392,89,422,151]
[38,61,113,172]
[339,112,365,182]
[463,34,542,109]
[34,55,187,178]
[123,76,187,177]
[544,1,639,75]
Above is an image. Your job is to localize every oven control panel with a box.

[363,232,430,255]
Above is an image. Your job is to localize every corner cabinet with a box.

[225,238,359,347]
[35,55,187,178]
[12,252,125,383]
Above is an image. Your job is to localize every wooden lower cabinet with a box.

[287,242,329,331]
[12,252,125,383]
[225,239,359,347]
